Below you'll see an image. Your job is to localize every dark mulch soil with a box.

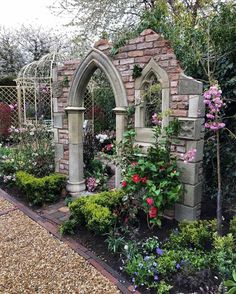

[2,185,233,294]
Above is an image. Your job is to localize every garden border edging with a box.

[0,188,140,294]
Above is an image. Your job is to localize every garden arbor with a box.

[53,29,205,221]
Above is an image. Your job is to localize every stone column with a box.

[65,106,86,196]
[113,107,127,188]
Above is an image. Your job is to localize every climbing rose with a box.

[131,161,138,166]
[149,206,158,218]
[132,174,140,183]
[121,181,127,188]
[146,198,154,206]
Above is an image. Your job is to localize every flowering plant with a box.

[120,113,182,228]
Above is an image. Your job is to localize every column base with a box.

[175,203,201,222]
[66,180,86,198]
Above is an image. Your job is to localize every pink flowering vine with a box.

[203,85,225,131]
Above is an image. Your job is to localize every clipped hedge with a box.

[16,171,66,206]
[61,190,124,235]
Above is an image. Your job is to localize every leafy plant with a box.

[60,190,125,235]
[225,270,236,294]
[15,171,66,206]
[118,113,182,228]
[132,64,142,79]
[230,215,236,237]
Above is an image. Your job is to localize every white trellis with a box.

[16,52,65,126]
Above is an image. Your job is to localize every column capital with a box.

[65,106,86,113]
[113,106,127,115]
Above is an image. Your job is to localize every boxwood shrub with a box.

[60,190,124,235]
[16,171,66,206]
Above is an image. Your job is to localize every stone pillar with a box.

[65,106,86,196]
[113,107,127,188]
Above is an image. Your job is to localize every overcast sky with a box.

[0,0,68,30]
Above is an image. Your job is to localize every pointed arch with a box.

[134,58,170,141]
[68,48,128,107]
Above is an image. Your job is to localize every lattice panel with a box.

[83,87,116,134]
[0,86,19,127]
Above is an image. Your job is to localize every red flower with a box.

[141,176,147,184]
[146,198,154,206]
[149,206,158,218]
[121,181,127,188]
[159,166,165,172]
[132,174,140,183]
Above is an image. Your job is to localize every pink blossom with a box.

[203,84,225,132]
[152,113,162,126]
[181,148,197,163]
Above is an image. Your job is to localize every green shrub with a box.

[16,171,66,206]
[165,220,217,250]
[61,190,124,234]
[230,215,236,237]
[83,202,115,233]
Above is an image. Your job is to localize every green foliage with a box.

[212,233,236,279]
[15,171,66,206]
[119,115,182,227]
[0,123,55,186]
[132,64,142,79]
[60,190,125,234]
[156,281,173,294]
[105,233,125,254]
[165,220,217,250]
[230,215,236,237]
[225,270,236,294]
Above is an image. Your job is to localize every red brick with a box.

[172,95,188,102]
[125,82,134,89]
[116,52,128,59]
[170,59,178,66]
[154,40,169,47]
[117,65,129,72]
[140,29,156,36]
[170,73,180,81]
[98,44,111,51]
[113,60,120,66]
[171,87,178,95]
[145,34,161,42]
[171,81,178,87]
[129,36,144,44]
[122,76,130,82]
[128,50,144,57]
[135,56,151,63]
[127,89,135,96]
[94,39,109,48]
[159,60,169,67]
[120,58,134,65]
[172,109,188,117]
[120,70,132,77]
[120,44,136,52]
[137,42,153,50]
[144,48,161,55]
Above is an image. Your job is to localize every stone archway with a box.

[65,48,128,196]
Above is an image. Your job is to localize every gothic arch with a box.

[134,58,170,142]
[68,48,128,108]
[65,48,127,195]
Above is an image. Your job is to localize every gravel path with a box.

[0,201,120,294]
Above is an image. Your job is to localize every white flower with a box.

[124,245,129,251]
